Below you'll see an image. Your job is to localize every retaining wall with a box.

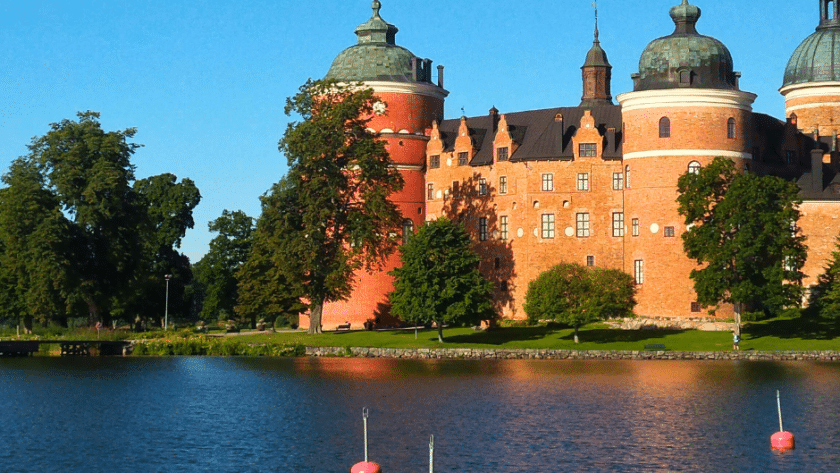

[305,347,840,361]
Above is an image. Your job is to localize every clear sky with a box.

[0,0,818,263]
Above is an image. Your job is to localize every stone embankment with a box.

[306,347,840,361]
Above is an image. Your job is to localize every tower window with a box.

[625,165,631,188]
[727,118,736,139]
[659,117,670,138]
[688,161,701,174]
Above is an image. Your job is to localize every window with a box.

[497,147,509,162]
[586,255,595,267]
[499,176,508,194]
[664,226,675,237]
[500,281,509,293]
[429,155,440,169]
[579,143,597,157]
[659,117,670,138]
[541,173,554,191]
[458,152,469,166]
[612,212,625,237]
[612,172,623,190]
[576,212,590,237]
[785,150,795,164]
[402,219,414,245]
[541,214,555,239]
[634,260,644,285]
[500,215,509,240]
[479,178,488,196]
[727,118,736,139]
[632,218,640,237]
[688,161,701,174]
[479,217,488,241]
[452,181,460,194]
[427,183,434,200]
[494,257,501,269]
[691,302,701,313]
[577,173,590,191]
[625,165,631,188]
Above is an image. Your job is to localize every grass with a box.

[204,316,840,352]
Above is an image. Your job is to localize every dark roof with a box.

[434,106,623,165]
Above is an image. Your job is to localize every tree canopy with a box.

[389,218,494,342]
[273,79,405,334]
[808,235,840,319]
[676,157,807,326]
[524,263,636,343]
[0,112,200,329]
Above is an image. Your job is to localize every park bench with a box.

[336,323,351,331]
[644,344,666,350]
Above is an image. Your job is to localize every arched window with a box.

[688,161,701,174]
[402,219,414,245]
[659,117,670,138]
[727,118,736,139]
[625,165,631,188]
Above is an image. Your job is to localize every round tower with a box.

[781,0,840,135]
[617,0,755,318]
[316,1,448,330]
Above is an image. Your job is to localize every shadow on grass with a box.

[745,316,840,341]
[441,326,684,346]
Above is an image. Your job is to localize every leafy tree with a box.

[677,157,807,332]
[389,218,494,343]
[275,79,404,334]
[131,173,201,327]
[194,210,254,324]
[524,263,636,343]
[236,180,306,328]
[808,234,840,319]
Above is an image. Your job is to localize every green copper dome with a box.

[633,0,738,91]
[783,0,840,87]
[325,1,430,84]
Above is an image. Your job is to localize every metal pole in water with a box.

[429,435,434,473]
[777,390,784,432]
[363,408,369,463]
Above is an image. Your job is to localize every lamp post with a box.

[164,274,173,330]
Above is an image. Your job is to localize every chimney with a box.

[437,65,445,88]
[490,106,499,132]
[423,59,433,83]
[412,57,420,81]
[606,127,616,156]
[812,149,825,192]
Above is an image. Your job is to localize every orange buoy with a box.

[771,431,795,451]
[771,390,795,451]
[351,461,382,473]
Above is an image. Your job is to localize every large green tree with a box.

[808,234,840,319]
[274,79,404,334]
[194,210,254,324]
[677,157,807,331]
[236,180,306,328]
[524,263,636,343]
[389,218,494,342]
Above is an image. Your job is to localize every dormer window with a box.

[579,143,597,157]
[458,152,469,166]
[497,147,509,162]
[678,68,691,86]
[429,155,440,169]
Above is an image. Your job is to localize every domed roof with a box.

[582,26,611,68]
[325,1,419,83]
[633,0,738,91]
[782,1,840,87]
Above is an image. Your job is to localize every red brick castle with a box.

[302,0,840,330]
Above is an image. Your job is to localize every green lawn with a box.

[213,316,840,352]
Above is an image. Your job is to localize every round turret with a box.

[783,0,840,87]
[633,0,738,91]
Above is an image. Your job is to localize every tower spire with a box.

[580,1,612,107]
[593,2,599,41]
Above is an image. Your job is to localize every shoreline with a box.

[306,346,840,361]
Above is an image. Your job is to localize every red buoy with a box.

[771,431,795,451]
[351,461,382,473]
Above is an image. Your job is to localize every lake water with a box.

[0,357,838,472]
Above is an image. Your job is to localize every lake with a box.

[0,357,838,472]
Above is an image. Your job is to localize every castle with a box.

[302,0,840,330]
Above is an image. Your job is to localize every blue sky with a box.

[0,0,817,262]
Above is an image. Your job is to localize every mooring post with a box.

[363,407,369,463]
[429,434,434,473]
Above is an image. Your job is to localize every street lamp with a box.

[164,274,173,330]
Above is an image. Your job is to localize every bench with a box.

[336,323,351,331]
[644,344,666,350]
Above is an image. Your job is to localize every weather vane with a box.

[592,1,599,40]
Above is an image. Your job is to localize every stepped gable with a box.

[432,106,623,165]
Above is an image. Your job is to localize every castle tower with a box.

[781,0,840,135]
[580,10,613,108]
[617,0,756,318]
[313,1,448,330]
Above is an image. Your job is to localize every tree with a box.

[275,79,404,334]
[236,180,306,328]
[194,210,254,324]
[808,234,840,319]
[389,218,494,342]
[524,263,636,343]
[677,157,807,332]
